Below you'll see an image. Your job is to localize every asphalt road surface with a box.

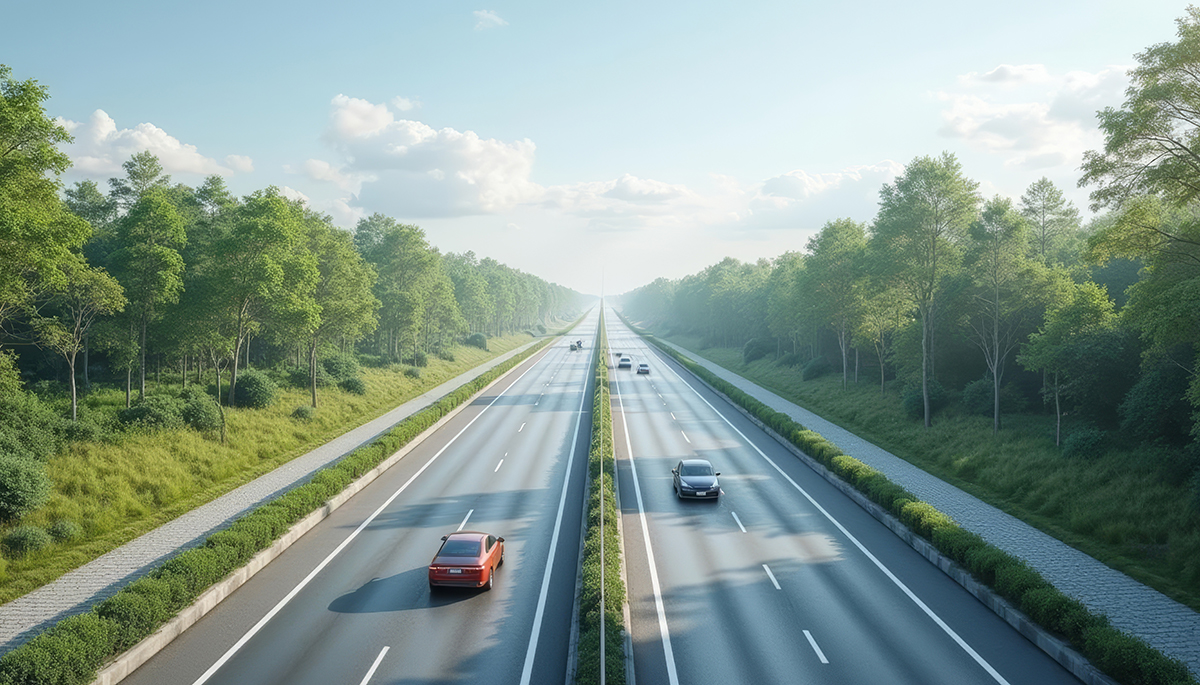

[605,309,1081,685]
[122,312,599,685]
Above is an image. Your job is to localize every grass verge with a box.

[0,338,552,685]
[576,313,626,685]
[618,313,1195,685]
[0,334,533,604]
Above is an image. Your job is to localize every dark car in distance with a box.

[428,531,504,590]
[672,459,721,499]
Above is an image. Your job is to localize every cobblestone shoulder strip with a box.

[675,360,1120,685]
[90,346,540,685]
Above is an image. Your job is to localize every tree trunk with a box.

[68,352,78,421]
[125,368,132,408]
[139,313,147,400]
[309,340,319,408]
[921,314,932,429]
[83,333,90,393]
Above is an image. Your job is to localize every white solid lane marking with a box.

[731,512,747,533]
[519,422,526,432]
[612,357,681,685]
[190,353,546,685]
[803,631,829,664]
[656,348,1012,685]
[680,430,690,444]
[763,564,781,590]
[358,646,390,685]
[518,358,590,685]
[670,412,676,420]
[495,459,504,472]
[457,509,474,531]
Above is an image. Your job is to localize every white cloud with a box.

[328,94,394,139]
[391,96,418,112]
[474,9,508,30]
[224,154,254,173]
[277,186,311,205]
[937,64,1129,170]
[56,109,244,177]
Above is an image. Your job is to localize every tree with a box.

[1019,281,1119,445]
[303,221,378,407]
[32,257,125,420]
[855,281,910,395]
[0,65,91,338]
[107,150,170,211]
[964,197,1040,432]
[871,152,980,427]
[108,187,186,399]
[1019,177,1080,264]
[806,219,867,388]
[64,180,116,228]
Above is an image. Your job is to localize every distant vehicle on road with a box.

[570,343,578,351]
[637,363,650,374]
[618,356,632,369]
[672,459,721,500]
[577,339,584,348]
[428,531,504,590]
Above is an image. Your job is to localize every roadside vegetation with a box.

[577,314,625,685]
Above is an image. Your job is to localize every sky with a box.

[5,0,1191,295]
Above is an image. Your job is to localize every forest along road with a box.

[606,309,1081,685]
[120,312,598,685]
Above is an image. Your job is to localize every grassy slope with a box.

[0,335,534,603]
[666,334,1200,612]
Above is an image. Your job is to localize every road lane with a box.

[607,310,1081,685]
[121,314,599,685]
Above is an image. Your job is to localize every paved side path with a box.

[0,340,543,653]
[660,340,1200,677]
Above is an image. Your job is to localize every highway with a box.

[605,309,1081,685]
[121,312,599,685]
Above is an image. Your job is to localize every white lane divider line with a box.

[612,367,681,685]
[803,631,829,664]
[680,430,691,444]
[495,459,504,472]
[189,353,547,685]
[358,646,389,685]
[731,512,747,533]
[519,422,526,432]
[763,564,781,590]
[658,355,1011,685]
[457,509,474,531]
[518,352,591,685]
[670,412,676,420]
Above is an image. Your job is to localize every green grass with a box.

[0,335,533,603]
[667,334,1200,613]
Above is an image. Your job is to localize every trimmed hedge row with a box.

[577,316,626,685]
[621,315,1196,685]
[0,340,550,685]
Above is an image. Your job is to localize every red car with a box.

[428,531,505,590]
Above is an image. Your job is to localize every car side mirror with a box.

[715,472,721,476]
[497,537,505,542]
[671,468,677,474]
[441,535,448,541]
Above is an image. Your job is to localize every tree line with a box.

[0,64,586,424]
[622,9,1200,458]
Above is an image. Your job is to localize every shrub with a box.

[961,378,1029,416]
[742,338,774,365]
[291,405,315,421]
[118,395,185,431]
[465,333,488,350]
[286,365,332,389]
[436,349,456,362]
[2,525,52,557]
[801,356,830,381]
[179,387,222,433]
[48,520,83,542]
[0,456,52,523]
[1062,425,1106,460]
[339,376,367,395]
[321,353,360,382]
[404,366,421,379]
[900,500,954,538]
[0,612,119,685]
[902,380,949,420]
[403,350,428,367]
[233,368,277,409]
[777,352,802,367]
[0,390,65,462]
